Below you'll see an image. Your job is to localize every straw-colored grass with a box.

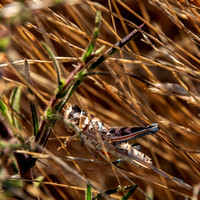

[0,0,200,199]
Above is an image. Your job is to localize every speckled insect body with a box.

[65,105,159,167]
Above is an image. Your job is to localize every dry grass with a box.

[0,0,200,199]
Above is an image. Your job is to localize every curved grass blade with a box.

[41,42,62,91]
[10,87,21,129]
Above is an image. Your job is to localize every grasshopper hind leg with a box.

[112,143,142,167]
[131,143,141,151]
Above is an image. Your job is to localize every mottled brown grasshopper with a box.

[64,105,159,167]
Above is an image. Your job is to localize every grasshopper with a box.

[64,105,159,167]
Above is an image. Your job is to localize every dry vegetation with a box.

[0,0,200,199]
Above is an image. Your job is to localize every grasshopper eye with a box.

[72,105,81,113]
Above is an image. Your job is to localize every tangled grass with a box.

[0,0,200,199]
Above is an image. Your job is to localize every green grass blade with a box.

[24,59,39,136]
[82,11,101,62]
[10,87,21,112]
[0,98,8,117]
[30,101,39,136]
[92,186,122,200]
[0,98,12,123]
[9,87,21,128]
[86,184,92,200]
[41,42,62,91]
[121,185,138,200]
[56,79,82,113]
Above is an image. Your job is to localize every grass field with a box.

[0,0,200,199]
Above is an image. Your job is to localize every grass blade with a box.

[30,101,39,137]
[0,98,12,123]
[9,87,21,129]
[121,185,138,200]
[93,186,136,200]
[82,11,101,62]
[24,59,39,136]
[41,42,62,91]
[89,23,144,70]
[86,184,92,200]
